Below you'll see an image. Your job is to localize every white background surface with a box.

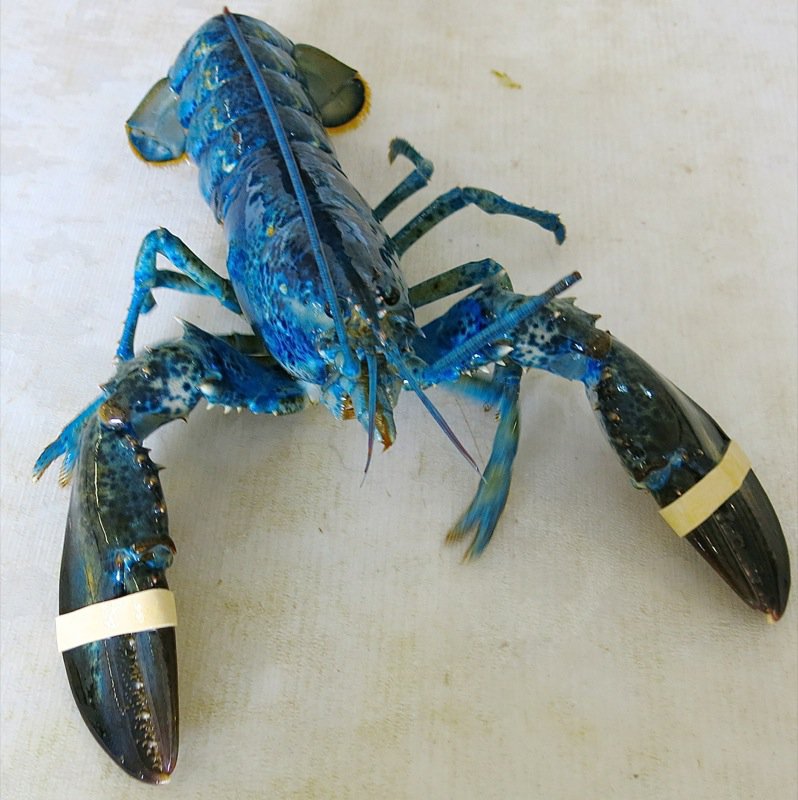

[1,1,796,797]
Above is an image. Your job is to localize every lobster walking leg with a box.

[446,363,524,559]
[373,138,434,221]
[409,258,512,308]
[369,137,565,251]
[117,228,241,360]
[33,397,104,485]
[392,185,566,255]
[409,259,526,556]
[36,325,307,782]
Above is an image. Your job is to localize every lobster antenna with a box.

[223,9,359,379]
[380,273,581,474]
[423,272,582,383]
[383,342,481,475]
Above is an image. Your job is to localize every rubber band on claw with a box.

[659,441,751,537]
[56,588,176,652]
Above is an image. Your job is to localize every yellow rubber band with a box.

[659,441,751,537]
[56,588,176,652]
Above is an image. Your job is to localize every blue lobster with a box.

[34,10,789,784]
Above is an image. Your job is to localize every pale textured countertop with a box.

[2,2,796,798]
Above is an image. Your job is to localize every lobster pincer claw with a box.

[505,292,789,619]
[423,287,790,618]
[587,339,791,621]
[36,326,309,781]
[57,415,179,783]
[681,468,789,621]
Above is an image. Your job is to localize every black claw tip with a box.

[62,627,179,782]
[686,471,790,620]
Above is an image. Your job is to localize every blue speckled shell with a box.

[166,14,412,383]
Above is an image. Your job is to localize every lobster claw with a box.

[61,630,178,783]
[589,338,790,621]
[684,468,789,621]
[58,415,179,782]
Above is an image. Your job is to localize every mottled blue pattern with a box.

[418,282,788,616]
[36,11,790,786]
[167,14,412,384]
[41,325,307,782]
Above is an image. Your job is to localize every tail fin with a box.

[293,43,370,130]
[126,78,186,164]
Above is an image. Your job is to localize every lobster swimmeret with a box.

[34,10,789,784]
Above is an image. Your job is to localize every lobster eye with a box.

[324,297,351,319]
[381,285,400,306]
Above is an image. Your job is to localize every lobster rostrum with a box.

[34,10,790,784]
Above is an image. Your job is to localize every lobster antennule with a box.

[222,9,359,379]
[363,352,378,475]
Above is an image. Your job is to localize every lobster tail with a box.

[126,78,186,164]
